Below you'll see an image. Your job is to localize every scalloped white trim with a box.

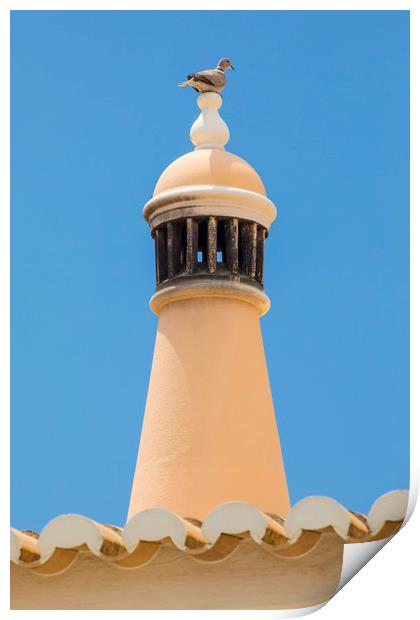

[284,496,351,542]
[367,489,409,535]
[124,508,192,551]
[11,489,408,569]
[38,514,119,558]
[202,501,268,544]
[10,528,22,563]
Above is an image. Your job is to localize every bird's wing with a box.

[188,69,226,87]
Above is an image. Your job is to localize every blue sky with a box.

[11,10,409,530]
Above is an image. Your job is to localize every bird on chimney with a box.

[178,58,235,94]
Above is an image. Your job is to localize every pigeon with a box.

[178,58,235,94]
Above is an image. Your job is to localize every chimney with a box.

[128,93,290,520]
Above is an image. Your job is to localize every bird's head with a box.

[217,58,235,71]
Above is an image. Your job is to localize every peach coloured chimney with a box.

[128,93,290,521]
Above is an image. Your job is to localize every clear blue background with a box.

[11,10,409,530]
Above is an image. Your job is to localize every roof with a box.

[11,490,408,576]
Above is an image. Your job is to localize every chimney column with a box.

[128,93,290,520]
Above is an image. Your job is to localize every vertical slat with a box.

[256,226,265,284]
[241,221,257,277]
[225,218,239,274]
[249,222,257,279]
[167,221,175,278]
[240,221,248,274]
[154,227,168,285]
[172,222,182,275]
[186,218,198,274]
[207,216,217,274]
[153,229,158,286]
[241,222,252,276]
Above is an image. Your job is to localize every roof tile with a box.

[11,489,408,575]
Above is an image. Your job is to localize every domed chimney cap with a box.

[153,93,266,197]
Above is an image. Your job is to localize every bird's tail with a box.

[178,80,190,87]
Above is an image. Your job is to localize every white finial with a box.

[190,92,230,151]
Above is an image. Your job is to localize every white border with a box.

[2,2,416,619]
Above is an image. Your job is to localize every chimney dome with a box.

[153,148,266,197]
[153,92,266,198]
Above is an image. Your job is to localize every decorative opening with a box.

[153,216,266,287]
[197,220,208,265]
[216,220,226,266]
[238,222,244,273]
